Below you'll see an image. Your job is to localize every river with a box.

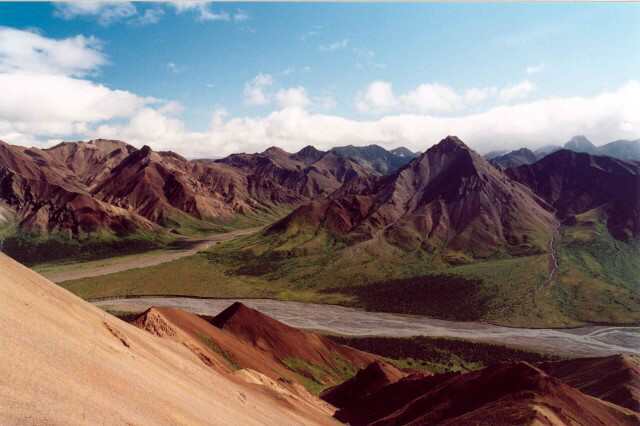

[94,297,640,358]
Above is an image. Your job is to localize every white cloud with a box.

[54,2,137,26]
[463,87,497,105]
[276,87,310,109]
[526,64,545,75]
[168,1,247,22]
[0,26,105,77]
[400,83,463,113]
[131,8,165,26]
[85,80,640,158]
[319,39,349,52]
[499,80,536,102]
[355,80,537,114]
[356,81,397,113]
[243,73,273,106]
[0,27,155,145]
[0,72,152,139]
[357,81,497,114]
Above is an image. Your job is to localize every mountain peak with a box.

[432,135,470,151]
[263,146,289,157]
[565,135,597,153]
[211,301,263,329]
[390,147,416,158]
[293,145,326,163]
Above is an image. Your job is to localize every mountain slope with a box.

[329,144,416,174]
[320,361,409,409]
[0,252,336,425]
[489,147,538,169]
[538,355,640,412]
[271,136,555,257]
[134,303,380,394]
[334,362,640,426]
[507,149,640,240]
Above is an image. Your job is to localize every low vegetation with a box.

[58,209,640,328]
[328,335,563,374]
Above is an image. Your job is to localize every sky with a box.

[0,1,638,157]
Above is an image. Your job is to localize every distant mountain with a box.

[390,146,417,158]
[483,149,508,160]
[216,145,372,202]
[600,139,640,161]
[564,135,599,154]
[329,144,415,175]
[494,136,640,166]
[534,144,562,158]
[489,147,538,169]
[270,136,555,257]
[507,149,640,239]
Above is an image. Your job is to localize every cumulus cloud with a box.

[83,80,640,158]
[356,80,536,114]
[499,80,536,102]
[276,87,310,109]
[0,26,105,77]
[0,28,157,145]
[356,81,397,112]
[356,81,498,114]
[243,73,273,106]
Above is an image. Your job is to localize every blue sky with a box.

[0,2,638,157]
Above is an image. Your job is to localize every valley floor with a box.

[95,296,640,358]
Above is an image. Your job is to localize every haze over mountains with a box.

[488,135,640,169]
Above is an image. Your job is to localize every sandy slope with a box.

[0,253,335,425]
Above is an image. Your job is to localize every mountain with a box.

[483,149,508,160]
[320,361,409,409]
[564,135,599,154]
[0,139,382,262]
[524,137,640,163]
[390,146,417,158]
[215,146,372,202]
[538,354,640,412]
[0,139,153,237]
[507,149,640,239]
[209,301,378,387]
[134,303,378,396]
[334,361,640,426]
[271,136,555,257]
[489,147,538,169]
[534,144,562,158]
[600,139,640,161]
[0,252,337,425]
[329,144,415,175]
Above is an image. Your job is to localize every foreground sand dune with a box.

[0,253,335,425]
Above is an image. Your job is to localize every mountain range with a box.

[488,135,640,169]
[1,134,639,327]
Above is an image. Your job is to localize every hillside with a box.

[0,252,337,425]
[333,362,640,426]
[270,136,555,257]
